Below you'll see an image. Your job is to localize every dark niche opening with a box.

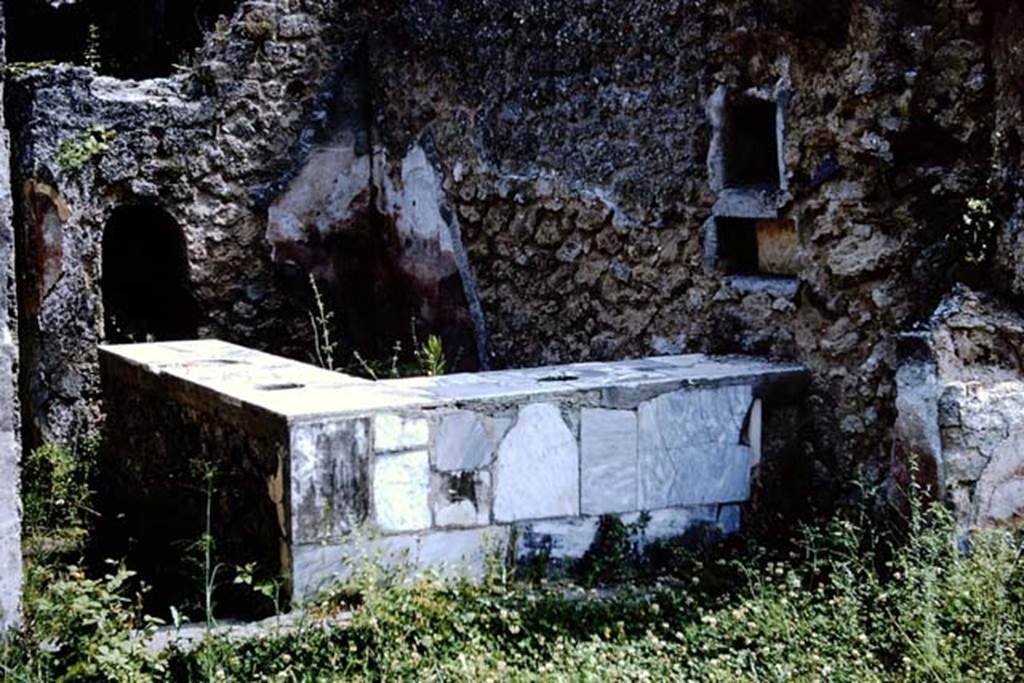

[6,0,239,79]
[715,217,798,277]
[722,95,781,190]
[102,205,198,343]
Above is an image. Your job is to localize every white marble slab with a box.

[493,403,580,522]
[580,408,638,514]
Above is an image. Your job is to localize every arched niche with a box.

[102,205,198,343]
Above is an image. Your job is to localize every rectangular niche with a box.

[714,217,798,277]
[722,94,780,190]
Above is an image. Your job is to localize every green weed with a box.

[55,127,117,173]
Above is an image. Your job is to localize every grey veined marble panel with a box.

[638,385,754,507]
[581,408,638,514]
[433,410,512,471]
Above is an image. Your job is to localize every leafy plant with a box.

[353,340,403,380]
[576,513,650,586]
[307,275,452,380]
[239,10,276,43]
[55,126,117,173]
[25,562,164,682]
[956,196,996,264]
[234,562,284,617]
[21,440,96,543]
[189,461,222,628]
[414,333,447,377]
[6,495,1024,681]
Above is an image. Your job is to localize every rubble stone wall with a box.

[896,287,1024,529]
[6,0,1024,503]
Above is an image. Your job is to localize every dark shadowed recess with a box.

[6,0,238,78]
[102,205,199,343]
[723,95,779,190]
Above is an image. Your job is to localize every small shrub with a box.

[576,513,648,586]
[239,10,276,43]
[307,275,453,380]
[6,562,165,682]
[413,332,448,377]
[308,274,337,371]
[21,441,95,542]
[953,196,996,264]
[83,24,103,72]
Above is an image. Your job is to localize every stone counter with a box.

[100,339,806,605]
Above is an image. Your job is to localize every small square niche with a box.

[722,95,780,190]
[713,217,798,277]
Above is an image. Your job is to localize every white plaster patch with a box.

[374,414,429,452]
[266,141,372,264]
[373,450,431,532]
[580,408,638,514]
[375,145,460,283]
[493,403,580,522]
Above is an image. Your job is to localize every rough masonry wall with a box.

[7,1,351,447]
[895,287,1024,529]
[0,2,23,629]
[991,1,1024,295]
[7,0,1024,502]
[358,0,1005,494]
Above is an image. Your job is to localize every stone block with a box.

[293,526,510,601]
[976,427,1024,525]
[373,450,431,532]
[515,517,599,560]
[581,408,638,514]
[433,410,510,471]
[640,444,752,507]
[0,429,20,629]
[432,470,492,528]
[638,385,754,507]
[638,384,752,448]
[374,414,429,452]
[290,419,370,543]
[494,403,580,522]
[717,504,742,535]
[747,398,763,467]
